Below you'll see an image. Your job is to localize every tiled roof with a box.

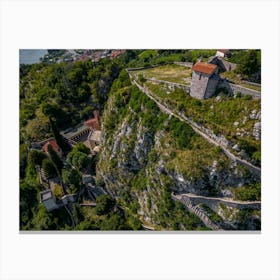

[217,49,230,54]
[192,62,217,75]
[42,139,60,153]
[85,118,100,130]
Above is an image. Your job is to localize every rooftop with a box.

[61,123,90,139]
[42,139,60,153]
[192,62,217,75]
[217,49,230,54]
[40,190,52,201]
[85,118,100,130]
[89,130,102,142]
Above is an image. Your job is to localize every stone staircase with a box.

[172,194,221,231]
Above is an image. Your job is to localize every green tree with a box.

[235,50,260,77]
[62,168,81,191]
[28,149,47,168]
[31,205,55,230]
[20,180,39,229]
[99,213,129,230]
[53,184,64,199]
[73,142,90,155]
[96,195,116,215]
[49,117,71,154]
[42,158,57,178]
[71,151,90,171]
[138,74,146,85]
[47,144,63,174]
[20,144,28,178]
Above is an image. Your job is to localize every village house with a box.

[190,62,220,99]
[215,49,231,58]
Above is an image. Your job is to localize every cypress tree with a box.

[49,117,71,154]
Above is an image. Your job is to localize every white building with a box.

[216,49,231,58]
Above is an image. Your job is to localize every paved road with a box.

[130,76,261,177]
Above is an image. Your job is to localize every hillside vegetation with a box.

[20,50,261,230]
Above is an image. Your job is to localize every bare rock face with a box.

[250,110,261,120]
[97,84,261,230]
[253,122,261,140]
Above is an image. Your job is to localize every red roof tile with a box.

[42,139,60,153]
[217,49,230,54]
[192,62,217,75]
[85,118,100,130]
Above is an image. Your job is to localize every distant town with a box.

[41,49,126,64]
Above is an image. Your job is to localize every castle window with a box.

[199,73,202,80]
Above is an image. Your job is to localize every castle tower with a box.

[190,62,219,99]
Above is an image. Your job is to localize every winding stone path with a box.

[173,193,261,209]
[129,75,261,177]
[171,193,221,230]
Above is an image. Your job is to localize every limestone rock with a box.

[253,122,261,140]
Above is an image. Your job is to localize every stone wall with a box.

[204,75,219,99]
[146,78,190,93]
[190,71,210,99]
[218,79,261,99]
[209,57,237,72]
[184,195,261,212]
[173,61,193,68]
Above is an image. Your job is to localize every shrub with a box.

[96,195,116,215]
[73,142,90,155]
[53,184,64,199]
[28,149,47,168]
[234,182,261,201]
[242,94,253,100]
[235,92,242,98]
[42,158,57,178]
[168,117,194,149]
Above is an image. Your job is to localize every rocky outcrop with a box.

[96,80,261,230]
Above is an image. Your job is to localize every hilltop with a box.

[20,49,261,231]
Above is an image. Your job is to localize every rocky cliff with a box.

[95,72,261,230]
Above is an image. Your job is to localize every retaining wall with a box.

[173,61,193,68]
[146,78,190,93]
[218,79,261,99]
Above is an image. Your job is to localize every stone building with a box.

[215,49,231,58]
[209,56,237,72]
[86,130,102,151]
[190,62,220,99]
[61,110,102,152]
[40,189,58,212]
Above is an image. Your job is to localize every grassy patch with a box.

[144,81,261,163]
[134,64,192,85]
[234,182,261,201]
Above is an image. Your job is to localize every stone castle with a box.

[190,62,220,99]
